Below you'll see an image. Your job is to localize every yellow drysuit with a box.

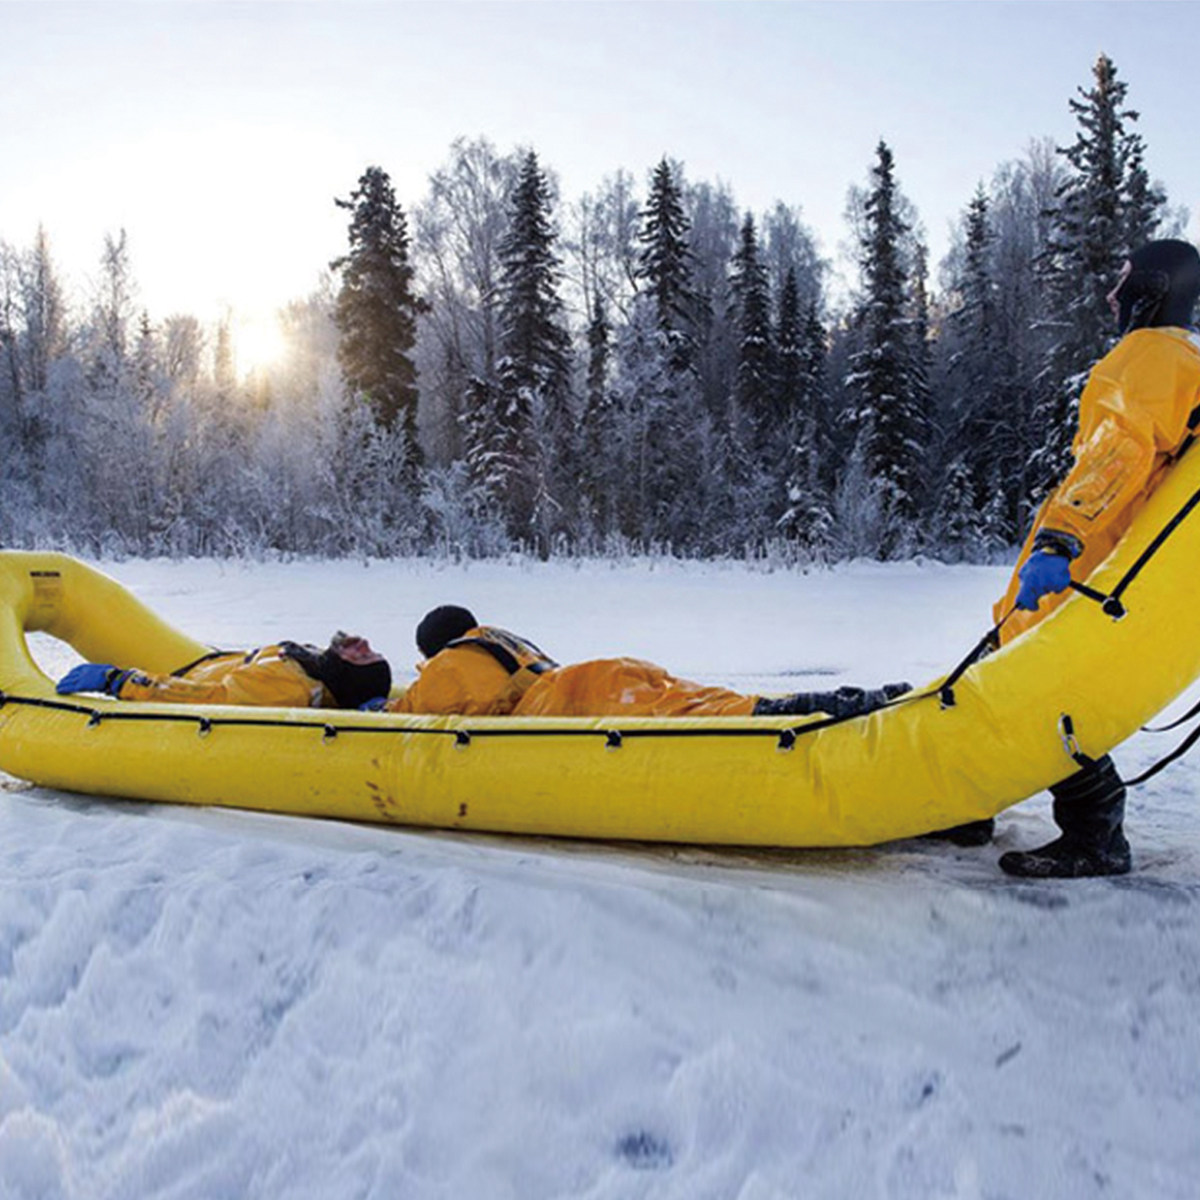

[117,646,332,708]
[386,627,757,718]
[997,327,1200,643]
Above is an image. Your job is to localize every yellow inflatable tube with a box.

[2,448,1200,847]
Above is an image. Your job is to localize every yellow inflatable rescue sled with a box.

[3,448,1200,847]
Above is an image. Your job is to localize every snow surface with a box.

[3,556,1200,1200]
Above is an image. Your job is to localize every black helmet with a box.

[1114,239,1200,334]
[416,605,477,658]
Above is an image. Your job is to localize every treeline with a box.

[0,55,1183,562]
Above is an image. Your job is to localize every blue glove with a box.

[358,696,388,712]
[56,663,126,696]
[1015,550,1072,612]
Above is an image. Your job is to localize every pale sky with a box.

[3,0,1198,331]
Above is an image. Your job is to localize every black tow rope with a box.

[1125,694,1200,786]
[1065,477,1200,619]
[1065,435,1200,621]
[1126,722,1200,786]
[937,610,1010,708]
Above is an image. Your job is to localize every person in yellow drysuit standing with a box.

[997,238,1200,877]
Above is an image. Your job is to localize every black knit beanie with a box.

[280,640,392,709]
[1116,239,1200,333]
[416,605,477,658]
[315,650,392,710]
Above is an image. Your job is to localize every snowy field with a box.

[3,556,1200,1200]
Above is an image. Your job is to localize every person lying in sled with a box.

[992,238,1200,879]
[382,605,909,721]
[55,632,392,711]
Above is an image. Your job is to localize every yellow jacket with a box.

[387,626,556,716]
[997,327,1200,643]
[388,628,757,719]
[117,646,330,708]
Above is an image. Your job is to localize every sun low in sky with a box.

[232,311,290,376]
[3,2,1198,330]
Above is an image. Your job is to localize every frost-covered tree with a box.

[844,141,928,549]
[578,299,615,537]
[412,138,520,463]
[684,179,736,417]
[477,150,574,547]
[778,277,833,547]
[331,165,424,451]
[1031,54,1166,497]
[496,151,571,403]
[69,232,163,550]
[1,227,67,515]
[609,294,710,548]
[569,169,641,328]
[729,212,774,441]
[636,158,698,371]
[212,315,236,401]
[983,141,1066,537]
[937,187,1015,549]
[20,226,66,398]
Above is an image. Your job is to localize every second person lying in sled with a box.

[382,605,909,720]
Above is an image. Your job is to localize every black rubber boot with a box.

[999,755,1132,878]
[922,818,995,847]
[752,682,911,720]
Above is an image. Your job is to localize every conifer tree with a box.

[778,284,833,549]
[21,226,65,397]
[635,158,697,371]
[1031,54,1165,496]
[908,239,934,518]
[331,166,425,450]
[799,299,829,446]
[776,268,803,422]
[729,213,775,442]
[846,141,928,547]
[496,151,571,402]
[579,299,615,534]
[941,186,1022,547]
[488,149,573,545]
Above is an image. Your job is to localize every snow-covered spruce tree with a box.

[777,278,834,551]
[1030,53,1166,499]
[636,157,699,373]
[331,166,425,459]
[578,297,617,542]
[729,212,775,448]
[493,150,573,551]
[908,239,934,546]
[844,141,929,556]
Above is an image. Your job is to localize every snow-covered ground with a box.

[3,556,1199,1200]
